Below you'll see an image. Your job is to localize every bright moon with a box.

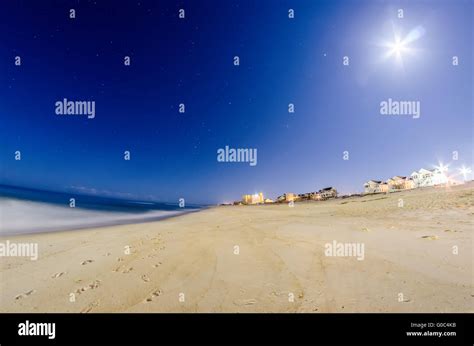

[378,24,426,68]
[389,38,406,55]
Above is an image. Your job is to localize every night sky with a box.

[0,0,472,204]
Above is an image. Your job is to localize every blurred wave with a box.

[0,185,201,235]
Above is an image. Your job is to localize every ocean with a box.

[0,185,201,236]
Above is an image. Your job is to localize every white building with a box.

[410,168,447,187]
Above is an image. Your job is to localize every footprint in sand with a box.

[75,280,101,294]
[145,289,162,302]
[234,298,257,306]
[271,291,288,298]
[117,257,124,262]
[51,272,66,279]
[113,265,133,273]
[141,275,150,282]
[80,300,100,313]
[153,262,162,268]
[80,259,94,265]
[15,290,36,300]
[421,235,439,240]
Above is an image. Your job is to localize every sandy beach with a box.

[1,182,472,313]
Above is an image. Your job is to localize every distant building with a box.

[292,188,337,201]
[411,168,447,187]
[318,187,337,199]
[364,180,383,194]
[298,192,313,201]
[276,193,298,203]
[379,182,389,192]
[386,176,407,191]
[242,192,264,205]
[386,176,416,191]
[404,178,415,190]
[297,192,321,200]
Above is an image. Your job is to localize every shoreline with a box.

[0,208,205,237]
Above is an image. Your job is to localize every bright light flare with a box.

[387,38,407,57]
[459,166,472,180]
[377,24,425,68]
[435,162,449,173]
[403,25,426,45]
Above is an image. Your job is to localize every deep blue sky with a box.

[0,0,472,204]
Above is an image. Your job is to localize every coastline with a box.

[1,182,472,313]
[0,207,204,237]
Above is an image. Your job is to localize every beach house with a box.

[242,192,264,205]
[298,193,312,201]
[411,169,429,187]
[318,187,337,199]
[411,168,447,187]
[310,192,322,200]
[386,176,407,191]
[276,193,298,203]
[404,178,415,189]
[379,182,389,192]
[364,180,383,194]
[386,176,415,191]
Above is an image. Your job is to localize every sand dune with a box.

[1,182,472,312]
